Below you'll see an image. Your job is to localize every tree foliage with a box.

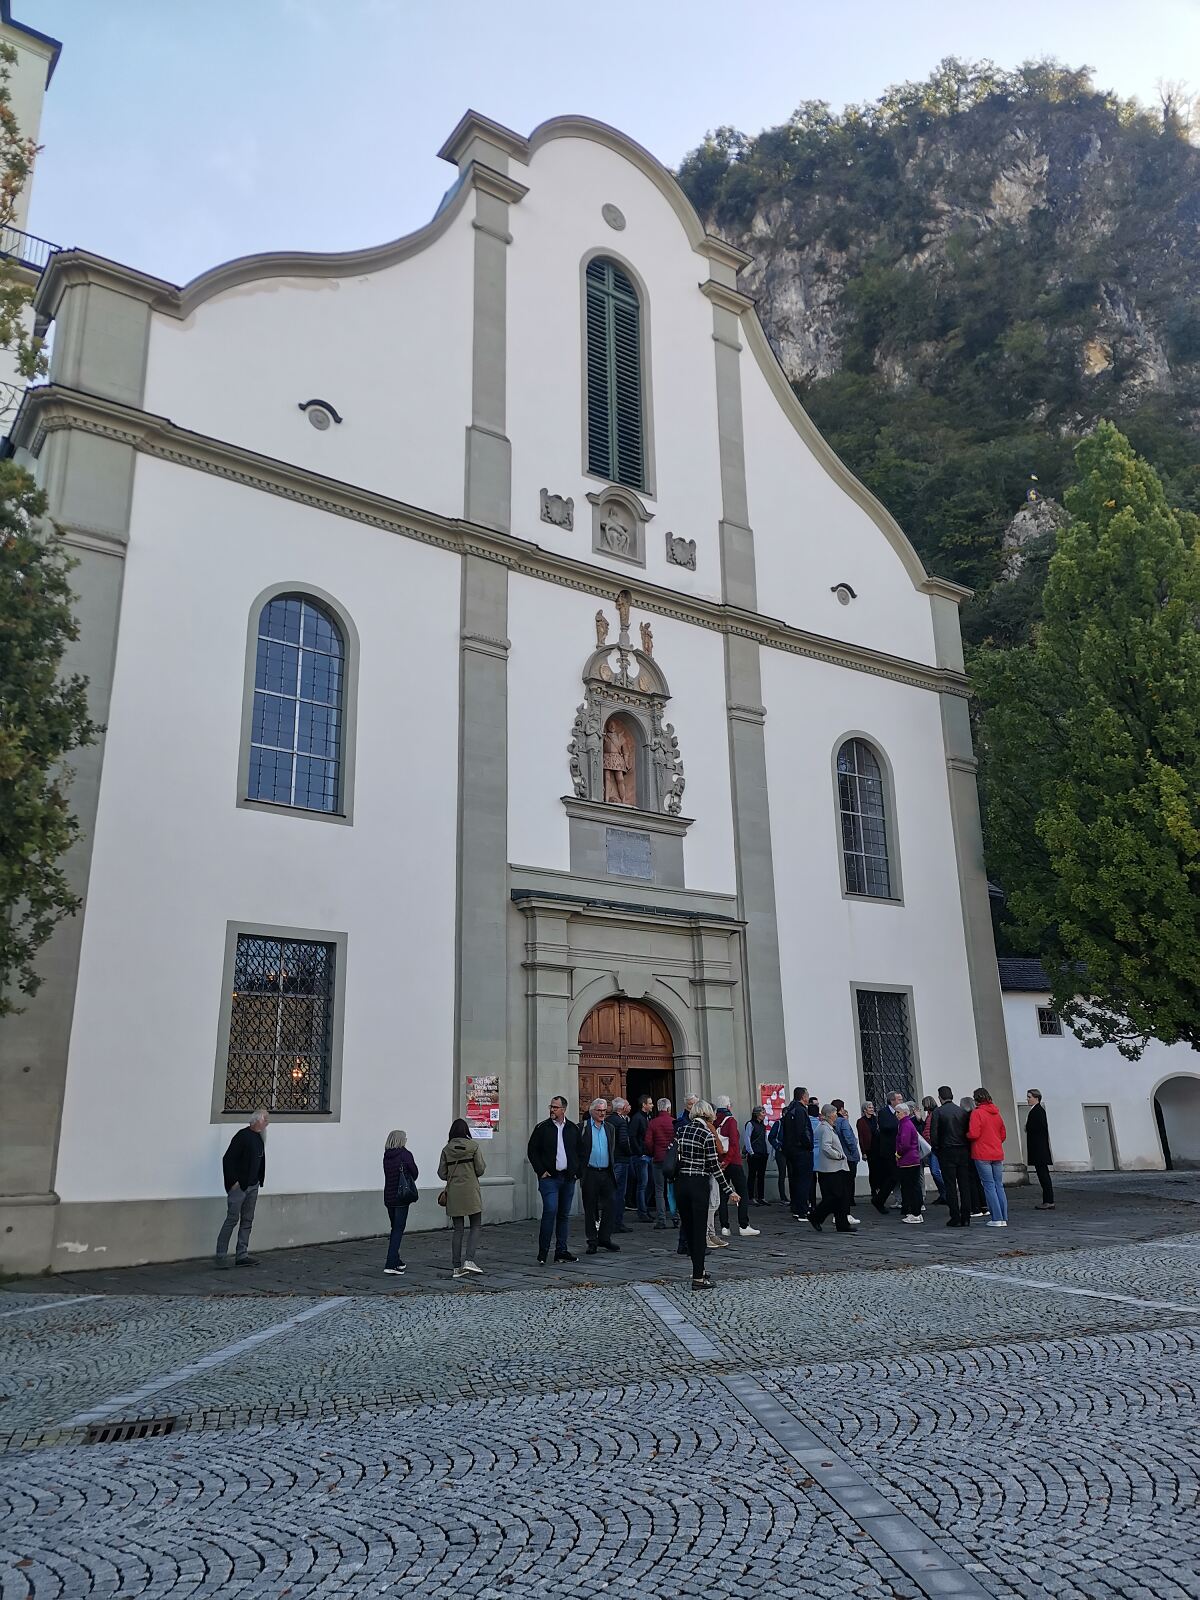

[0,41,87,1015]
[973,423,1200,1056]
[0,466,98,1012]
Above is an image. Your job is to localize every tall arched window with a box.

[248,594,345,813]
[586,256,645,491]
[837,738,892,898]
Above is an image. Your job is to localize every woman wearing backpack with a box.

[382,1129,419,1275]
[438,1118,487,1278]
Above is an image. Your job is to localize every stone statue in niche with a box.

[615,588,632,640]
[603,717,636,807]
[640,621,654,656]
[600,505,633,555]
[666,532,697,571]
[540,488,574,530]
[595,610,609,648]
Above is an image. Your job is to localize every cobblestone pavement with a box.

[2,1178,1199,1598]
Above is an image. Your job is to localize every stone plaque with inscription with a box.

[606,826,653,881]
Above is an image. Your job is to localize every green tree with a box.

[0,42,91,1016]
[974,422,1200,1055]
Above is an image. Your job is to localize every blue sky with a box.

[19,0,1200,285]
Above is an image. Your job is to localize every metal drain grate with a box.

[84,1416,177,1445]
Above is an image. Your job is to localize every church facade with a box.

[0,112,1016,1273]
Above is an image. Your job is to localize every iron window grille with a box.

[1037,1006,1063,1037]
[856,989,916,1107]
[223,935,335,1114]
[586,256,645,491]
[248,595,344,813]
[838,739,892,898]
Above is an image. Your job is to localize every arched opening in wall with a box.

[578,998,675,1120]
[602,714,643,808]
[1154,1076,1200,1170]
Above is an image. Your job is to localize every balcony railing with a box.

[0,224,58,273]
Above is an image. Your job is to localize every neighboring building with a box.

[1000,957,1200,1173]
[0,111,1016,1273]
[0,1,60,430]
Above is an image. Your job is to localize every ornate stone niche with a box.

[586,484,653,568]
[564,592,690,888]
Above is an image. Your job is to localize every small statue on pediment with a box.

[595,610,609,648]
[640,621,654,656]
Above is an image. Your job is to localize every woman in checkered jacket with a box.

[675,1101,735,1292]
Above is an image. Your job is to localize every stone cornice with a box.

[468,162,529,206]
[13,385,971,700]
[699,279,757,315]
[562,796,693,836]
[921,574,975,604]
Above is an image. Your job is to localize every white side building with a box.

[1,112,1017,1272]
[1000,957,1200,1173]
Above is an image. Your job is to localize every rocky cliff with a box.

[679,61,1200,640]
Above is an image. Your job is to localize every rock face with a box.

[1000,496,1067,579]
[679,69,1200,417]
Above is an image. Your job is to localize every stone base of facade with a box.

[1,1176,519,1275]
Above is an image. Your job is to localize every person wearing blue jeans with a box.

[630,1094,655,1221]
[609,1098,633,1233]
[527,1095,581,1263]
[974,1160,1007,1223]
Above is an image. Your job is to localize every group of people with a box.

[213,1084,1054,1290]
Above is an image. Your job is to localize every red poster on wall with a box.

[465,1075,500,1140]
[759,1083,787,1125]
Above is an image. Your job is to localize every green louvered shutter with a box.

[586,258,645,491]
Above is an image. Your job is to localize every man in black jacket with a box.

[630,1093,655,1221]
[871,1094,901,1213]
[1025,1089,1054,1209]
[930,1085,972,1227]
[215,1109,268,1268]
[780,1086,814,1219]
[578,1098,621,1253]
[609,1097,634,1233]
[527,1095,580,1264]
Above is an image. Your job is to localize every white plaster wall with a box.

[507,136,724,604]
[506,572,736,895]
[143,200,474,521]
[1001,992,1194,1171]
[742,354,937,666]
[763,650,976,1109]
[4,23,50,233]
[55,458,461,1209]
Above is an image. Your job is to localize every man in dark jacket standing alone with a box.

[527,1095,580,1263]
[1026,1089,1054,1209]
[216,1108,268,1268]
[781,1086,814,1219]
[930,1085,972,1227]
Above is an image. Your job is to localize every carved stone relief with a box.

[666,532,697,570]
[566,601,685,816]
[540,488,574,530]
[587,486,653,568]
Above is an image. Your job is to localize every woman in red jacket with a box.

[968,1087,1008,1226]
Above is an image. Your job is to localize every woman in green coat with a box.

[438,1118,486,1279]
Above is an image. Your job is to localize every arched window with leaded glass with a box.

[241,590,356,819]
[585,255,646,491]
[836,737,896,899]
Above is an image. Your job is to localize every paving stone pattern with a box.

[3,1176,1200,1598]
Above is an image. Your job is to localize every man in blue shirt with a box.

[578,1098,620,1254]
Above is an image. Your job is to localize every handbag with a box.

[662,1138,679,1181]
[437,1189,448,1207]
[397,1173,419,1206]
[917,1132,932,1159]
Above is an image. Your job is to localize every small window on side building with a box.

[1037,1006,1063,1037]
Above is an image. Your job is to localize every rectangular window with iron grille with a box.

[1037,1006,1063,1037]
[855,989,916,1107]
[223,934,335,1114]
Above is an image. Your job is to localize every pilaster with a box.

[709,279,788,1094]
[930,594,1021,1170]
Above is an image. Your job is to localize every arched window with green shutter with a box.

[586,257,645,491]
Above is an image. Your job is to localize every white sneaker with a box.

[738,1225,760,1237]
[720,1227,731,1237]
[901,1214,924,1225]
[463,1260,484,1274]
[847,1215,861,1225]
[383,1266,406,1275]
[985,1220,1008,1228]
[453,1268,465,1279]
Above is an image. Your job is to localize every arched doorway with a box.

[1154,1076,1200,1170]
[578,997,674,1116]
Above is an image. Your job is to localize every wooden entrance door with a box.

[578,998,674,1117]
